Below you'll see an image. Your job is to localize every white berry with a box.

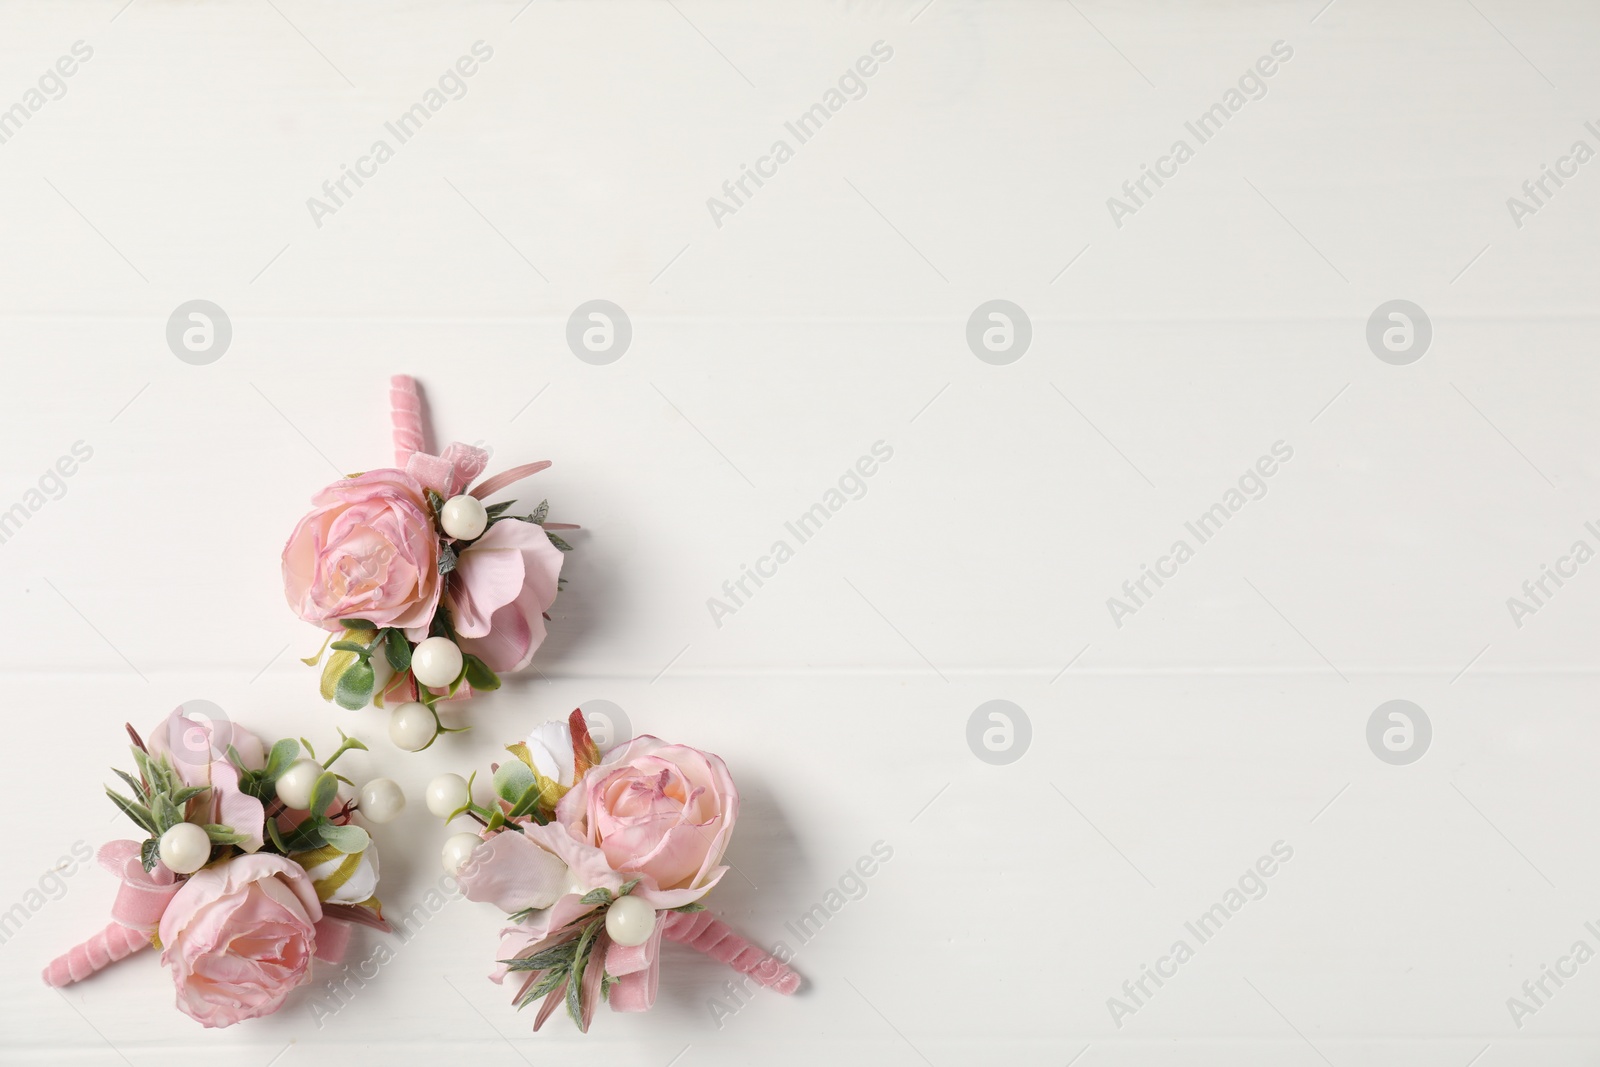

[358,778,406,823]
[389,701,438,752]
[411,637,463,688]
[605,894,657,947]
[158,822,211,875]
[440,494,489,540]
[426,773,470,818]
[275,758,325,810]
[441,831,486,875]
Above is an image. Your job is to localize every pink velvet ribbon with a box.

[42,841,177,988]
[42,841,356,988]
[389,374,549,503]
[606,909,801,1012]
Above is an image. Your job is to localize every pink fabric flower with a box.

[282,469,440,634]
[449,519,563,673]
[559,736,737,899]
[158,855,322,1028]
[146,708,266,853]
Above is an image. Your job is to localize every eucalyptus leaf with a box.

[318,822,370,854]
[264,738,300,780]
[309,771,339,816]
[492,759,536,805]
[334,658,376,710]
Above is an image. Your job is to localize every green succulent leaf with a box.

[107,788,157,834]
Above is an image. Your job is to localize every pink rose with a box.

[158,855,322,1028]
[448,519,563,673]
[282,469,440,634]
[558,736,737,898]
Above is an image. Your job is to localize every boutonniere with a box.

[430,710,799,1031]
[44,707,405,1027]
[282,374,577,750]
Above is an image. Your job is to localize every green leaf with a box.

[265,817,289,853]
[425,489,446,520]
[566,919,601,1024]
[485,500,516,519]
[107,788,157,834]
[579,888,614,907]
[529,499,549,524]
[341,618,377,631]
[492,760,536,805]
[670,901,707,913]
[319,822,370,854]
[384,628,411,672]
[203,824,249,846]
[276,819,326,853]
[140,837,160,872]
[334,658,376,710]
[546,531,573,552]
[309,771,339,817]
[152,794,184,833]
[518,967,569,1007]
[169,785,211,805]
[112,768,148,804]
[617,878,641,897]
[461,654,500,692]
[505,937,580,973]
[263,738,300,781]
[438,543,458,575]
[329,640,373,656]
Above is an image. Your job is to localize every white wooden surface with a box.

[2,0,1599,1063]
